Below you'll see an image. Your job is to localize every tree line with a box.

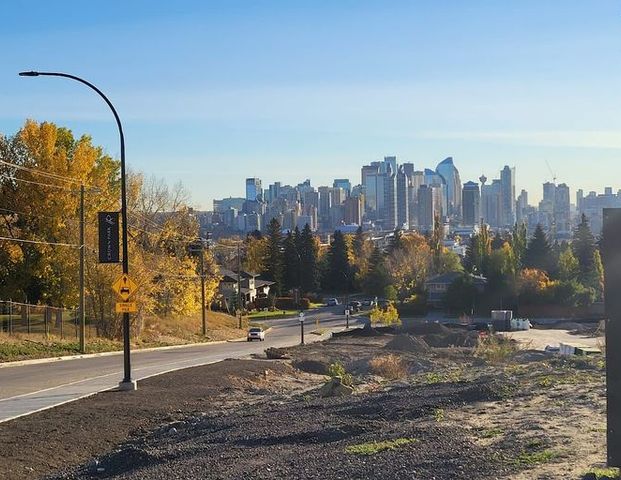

[234,216,462,305]
[0,121,219,337]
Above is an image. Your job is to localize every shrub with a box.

[327,361,353,386]
[474,335,519,363]
[369,354,408,380]
[370,303,401,326]
[254,297,271,310]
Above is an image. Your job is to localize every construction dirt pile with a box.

[385,334,430,352]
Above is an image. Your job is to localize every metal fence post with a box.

[8,300,12,335]
[27,303,30,334]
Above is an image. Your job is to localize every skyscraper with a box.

[554,183,571,236]
[417,184,442,231]
[500,166,515,227]
[333,179,351,196]
[245,178,262,202]
[516,189,529,224]
[436,157,462,219]
[396,165,409,229]
[462,181,480,226]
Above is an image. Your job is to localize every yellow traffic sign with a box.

[112,274,138,301]
[116,302,137,313]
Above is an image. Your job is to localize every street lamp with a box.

[19,70,136,391]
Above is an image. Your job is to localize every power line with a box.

[0,159,84,185]
[0,235,79,247]
[0,174,75,191]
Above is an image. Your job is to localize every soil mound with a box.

[424,331,478,348]
[385,334,430,353]
[293,359,330,375]
[404,322,451,336]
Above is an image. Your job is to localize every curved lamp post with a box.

[19,71,136,391]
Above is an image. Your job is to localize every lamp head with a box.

[19,71,40,77]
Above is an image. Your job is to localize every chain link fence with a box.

[0,301,97,340]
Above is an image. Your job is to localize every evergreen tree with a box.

[572,214,596,284]
[524,224,552,272]
[322,230,351,292]
[363,245,391,296]
[491,233,504,250]
[512,222,528,269]
[299,223,319,293]
[282,230,300,292]
[353,225,365,258]
[263,218,284,295]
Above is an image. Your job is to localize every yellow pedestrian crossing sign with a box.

[112,274,137,301]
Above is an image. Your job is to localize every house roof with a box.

[425,271,487,285]
[218,267,259,280]
[255,279,275,288]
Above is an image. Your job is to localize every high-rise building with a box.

[554,183,571,236]
[462,181,480,226]
[245,178,262,202]
[481,177,502,228]
[396,165,409,229]
[333,179,351,197]
[516,189,529,224]
[318,186,332,230]
[436,157,462,219]
[343,196,363,225]
[361,163,381,217]
[417,184,442,231]
[500,166,515,227]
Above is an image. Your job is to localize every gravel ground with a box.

[0,327,607,480]
[49,376,514,480]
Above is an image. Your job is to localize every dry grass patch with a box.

[369,354,408,380]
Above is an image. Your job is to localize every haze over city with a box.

[2,0,621,208]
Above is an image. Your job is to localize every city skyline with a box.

[1,1,621,210]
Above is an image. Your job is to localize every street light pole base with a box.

[118,379,137,391]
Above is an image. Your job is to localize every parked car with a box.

[326,298,340,306]
[345,301,361,314]
[247,327,265,342]
[361,299,376,307]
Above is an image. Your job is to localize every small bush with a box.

[370,303,401,326]
[369,354,408,380]
[474,335,518,363]
[327,361,353,386]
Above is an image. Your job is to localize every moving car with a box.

[247,327,265,342]
[326,298,340,306]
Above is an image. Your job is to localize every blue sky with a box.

[2,0,621,208]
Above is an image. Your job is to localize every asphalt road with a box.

[0,306,358,423]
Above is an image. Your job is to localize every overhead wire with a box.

[0,159,84,185]
[0,235,79,247]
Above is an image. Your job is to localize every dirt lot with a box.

[0,325,608,480]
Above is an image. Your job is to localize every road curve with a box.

[0,307,358,423]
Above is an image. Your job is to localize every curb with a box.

[0,338,238,369]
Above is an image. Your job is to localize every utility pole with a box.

[79,184,86,353]
[237,242,243,329]
[190,238,208,336]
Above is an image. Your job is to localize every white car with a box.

[247,327,265,342]
[326,298,340,306]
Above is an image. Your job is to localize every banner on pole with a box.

[98,212,120,263]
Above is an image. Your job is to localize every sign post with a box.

[345,309,350,329]
[299,311,305,345]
